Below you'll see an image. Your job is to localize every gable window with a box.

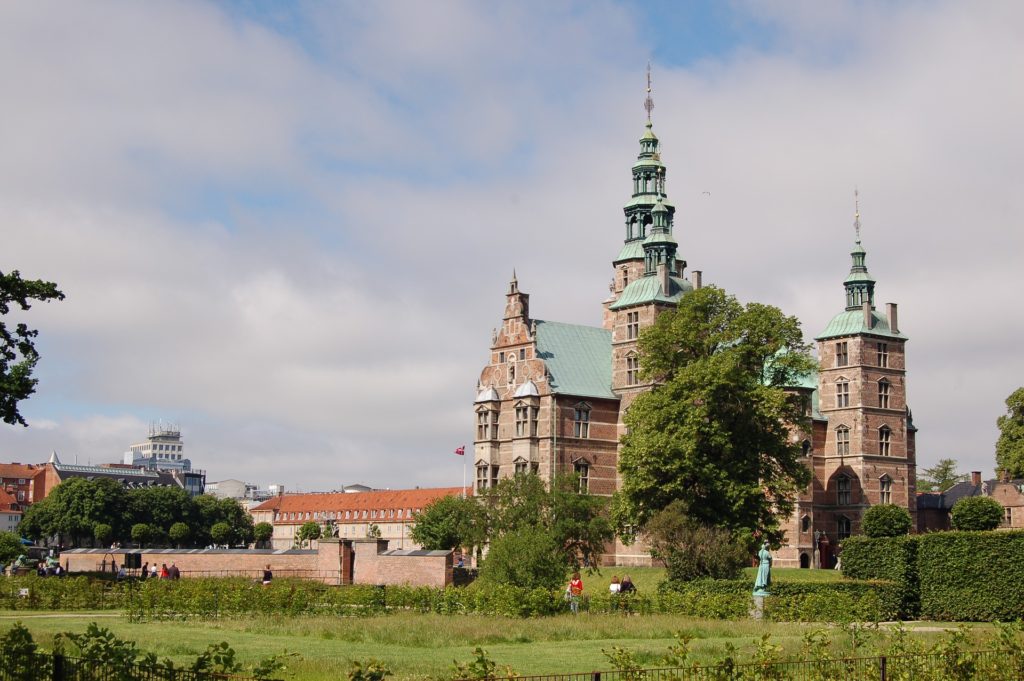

[877,342,889,368]
[515,403,529,437]
[836,380,850,408]
[475,464,489,493]
[837,475,851,505]
[574,461,590,492]
[626,354,640,386]
[836,426,850,456]
[626,311,640,340]
[514,459,529,475]
[879,426,892,456]
[837,515,852,540]
[879,475,893,504]
[836,341,848,367]
[573,405,591,438]
[878,379,891,408]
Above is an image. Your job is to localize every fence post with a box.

[592,672,601,681]
[879,654,887,681]
[52,653,65,681]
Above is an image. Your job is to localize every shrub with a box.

[950,496,1004,531]
[210,522,232,545]
[646,501,748,583]
[253,522,274,546]
[861,504,912,538]
[478,526,567,591]
[918,530,1024,620]
[841,535,919,618]
[92,523,113,546]
[0,531,23,565]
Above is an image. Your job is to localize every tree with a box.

[645,501,748,582]
[918,458,968,493]
[0,270,65,426]
[253,522,274,548]
[478,526,567,590]
[127,486,196,539]
[996,388,1024,478]
[0,531,23,566]
[93,523,113,547]
[168,522,190,547]
[366,524,382,539]
[34,478,129,547]
[616,286,815,543]
[861,504,913,538]
[131,523,156,547]
[951,496,1004,531]
[296,521,321,547]
[194,496,253,547]
[209,522,232,546]
[410,494,482,552]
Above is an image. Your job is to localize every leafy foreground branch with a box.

[1,621,298,680]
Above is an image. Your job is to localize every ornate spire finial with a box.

[644,61,654,123]
[853,187,861,243]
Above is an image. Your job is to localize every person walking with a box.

[141,562,149,580]
[568,571,584,614]
[160,563,169,579]
[169,563,180,580]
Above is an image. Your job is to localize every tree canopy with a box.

[918,458,967,493]
[996,387,1024,478]
[0,270,65,427]
[951,496,1004,531]
[616,286,816,544]
[409,494,483,552]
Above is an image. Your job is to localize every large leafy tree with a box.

[27,477,130,547]
[1,270,65,426]
[126,486,197,536]
[616,286,815,544]
[996,388,1024,478]
[410,494,483,552]
[918,458,967,493]
[194,495,254,546]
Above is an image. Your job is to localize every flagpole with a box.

[462,459,467,499]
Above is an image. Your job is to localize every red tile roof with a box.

[252,486,468,523]
[0,463,42,480]
[0,487,20,510]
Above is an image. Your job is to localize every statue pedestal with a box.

[750,595,766,619]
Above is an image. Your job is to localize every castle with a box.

[473,108,917,567]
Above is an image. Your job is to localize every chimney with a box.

[971,471,982,487]
[691,270,702,290]
[862,301,873,329]
[657,263,670,296]
[887,303,899,334]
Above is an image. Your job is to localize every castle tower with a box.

[813,199,917,542]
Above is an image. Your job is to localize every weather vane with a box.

[853,188,861,243]
[644,62,654,122]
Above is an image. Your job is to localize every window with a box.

[801,439,811,457]
[837,515,852,540]
[515,404,529,437]
[626,311,640,340]
[18,478,25,485]
[879,426,892,456]
[836,426,850,456]
[836,341,848,367]
[574,461,590,492]
[573,405,591,438]
[836,380,850,408]
[514,459,529,475]
[498,351,505,362]
[519,348,525,360]
[837,475,851,505]
[879,475,892,504]
[490,465,499,488]
[626,354,640,386]
[1005,508,1013,527]
[801,515,811,533]
[530,407,539,437]
[877,342,889,368]
[622,267,629,288]
[878,379,891,408]
[477,409,498,440]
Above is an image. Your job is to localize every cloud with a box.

[1,1,1022,488]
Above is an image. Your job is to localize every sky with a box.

[1,0,1022,491]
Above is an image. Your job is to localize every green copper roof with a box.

[534,320,615,399]
[625,195,673,209]
[609,275,692,310]
[614,240,645,262]
[815,309,906,341]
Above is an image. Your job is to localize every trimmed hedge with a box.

[841,535,919,618]
[919,530,1024,621]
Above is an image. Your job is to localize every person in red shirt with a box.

[568,571,584,614]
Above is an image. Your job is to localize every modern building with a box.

[124,423,193,473]
[249,487,466,550]
[472,104,917,566]
[206,479,284,505]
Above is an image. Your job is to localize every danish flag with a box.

[454,446,465,456]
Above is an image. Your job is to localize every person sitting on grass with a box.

[619,575,636,594]
[262,564,273,585]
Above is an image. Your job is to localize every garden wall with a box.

[61,538,452,587]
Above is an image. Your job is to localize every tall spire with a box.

[844,190,875,310]
[644,61,654,123]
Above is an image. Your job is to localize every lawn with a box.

[0,611,983,681]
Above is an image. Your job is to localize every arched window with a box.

[879,475,893,504]
[835,426,850,456]
[879,426,892,456]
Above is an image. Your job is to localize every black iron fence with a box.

[464,650,1021,681]
[1,650,267,681]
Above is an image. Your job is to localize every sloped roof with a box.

[816,309,906,341]
[0,463,42,480]
[534,320,616,400]
[608,275,692,310]
[0,487,20,511]
[251,486,468,522]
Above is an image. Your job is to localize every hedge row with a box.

[0,576,126,611]
[842,530,1024,621]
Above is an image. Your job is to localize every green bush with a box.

[841,535,919,618]
[918,530,1024,620]
[861,504,913,538]
[646,501,749,582]
[478,526,567,591]
[950,496,1004,531]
